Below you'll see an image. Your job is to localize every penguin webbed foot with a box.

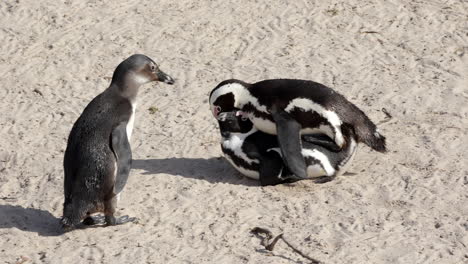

[313,176,336,184]
[105,215,137,226]
[60,217,78,232]
[116,215,137,225]
[82,216,96,226]
[82,215,105,226]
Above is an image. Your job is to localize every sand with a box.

[0,0,467,263]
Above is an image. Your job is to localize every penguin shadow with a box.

[132,157,258,186]
[0,204,63,237]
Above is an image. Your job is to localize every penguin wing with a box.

[270,105,308,180]
[302,134,341,152]
[111,122,132,195]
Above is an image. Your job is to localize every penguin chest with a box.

[221,134,260,179]
[126,103,136,141]
[250,116,277,135]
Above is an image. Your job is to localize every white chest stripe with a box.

[126,103,136,141]
[221,129,258,165]
[285,98,344,147]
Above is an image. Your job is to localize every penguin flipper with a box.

[302,135,341,152]
[270,106,308,179]
[111,122,132,194]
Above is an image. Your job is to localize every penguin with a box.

[217,111,358,186]
[209,79,385,181]
[62,54,174,230]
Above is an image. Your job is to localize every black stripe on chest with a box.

[221,146,260,172]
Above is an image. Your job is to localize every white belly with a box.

[250,116,276,134]
[221,130,260,179]
[126,103,136,141]
[112,161,121,197]
[335,138,358,176]
[302,148,335,176]
[268,147,334,178]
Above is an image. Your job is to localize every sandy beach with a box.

[0,0,467,263]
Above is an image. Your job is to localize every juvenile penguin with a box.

[217,111,357,186]
[209,79,386,180]
[62,54,174,230]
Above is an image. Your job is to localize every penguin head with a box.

[209,80,250,119]
[112,54,175,87]
[217,110,253,137]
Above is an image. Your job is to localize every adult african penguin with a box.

[62,54,174,230]
[209,79,386,180]
[217,111,358,186]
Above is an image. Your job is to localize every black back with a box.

[63,89,132,202]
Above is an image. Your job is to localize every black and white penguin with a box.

[217,111,357,186]
[62,54,174,230]
[209,79,385,180]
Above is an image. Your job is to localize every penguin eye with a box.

[215,106,221,112]
[150,65,156,71]
[241,116,248,121]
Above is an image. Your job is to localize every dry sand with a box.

[0,0,467,263]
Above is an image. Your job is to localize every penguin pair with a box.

[209,79,386,181]
[217,111,357,186]
[62,54,174,230]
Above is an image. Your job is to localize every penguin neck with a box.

[222,127,257,141]
[109,76,141,104]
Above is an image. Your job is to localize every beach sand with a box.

[0,0,467,263]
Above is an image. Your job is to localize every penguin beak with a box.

[156,70,175,85]
[217,111,238,121]
[235,110,248,119]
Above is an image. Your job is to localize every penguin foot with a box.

[313,176,335,184]
[60,217,76,231]
[82,216,105,225]
[116,215,137,225]
[105,215,117,226]
[82,217,95,225]
[105,215,137,226]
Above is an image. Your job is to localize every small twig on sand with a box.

[360,31,379,34]
[251,227,322,264]
[381,108,392,119]
[378,107,393,124]
[33,88,43,96]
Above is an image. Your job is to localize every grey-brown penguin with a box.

[62,54,174,230]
